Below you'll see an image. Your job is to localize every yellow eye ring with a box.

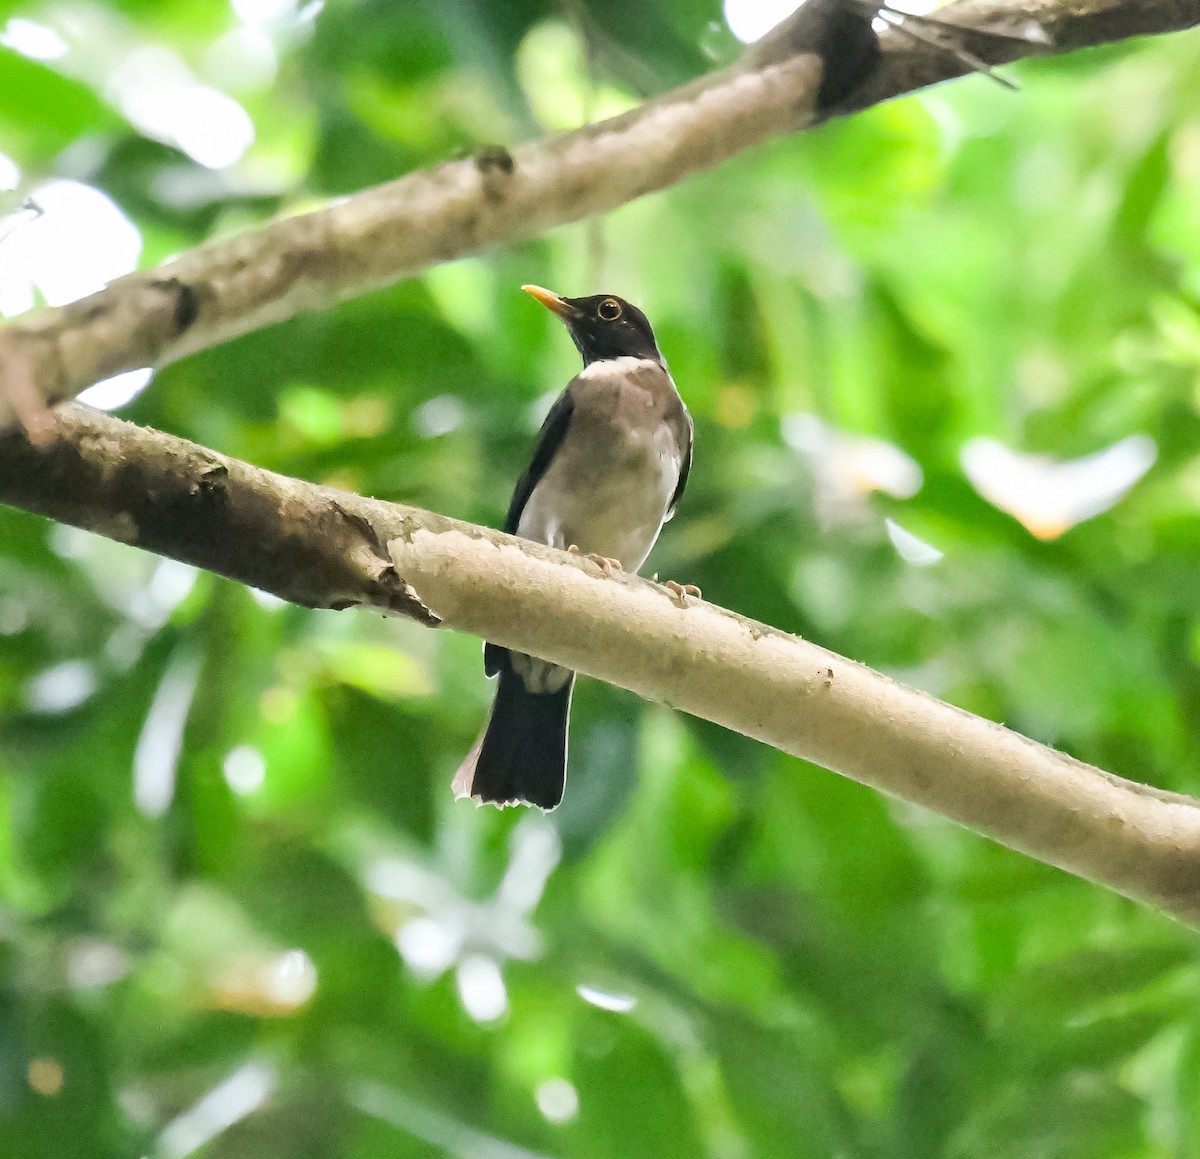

[597,298,622,321]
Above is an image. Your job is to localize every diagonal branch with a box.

[4,404,1200,926]
[850,0,1200,103]
[2,0,1198,429]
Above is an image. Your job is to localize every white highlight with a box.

[535,1078,579,1124]
[353,1080,552,1159]
[49,524,91,560]
[76,368,153,411]
[960,434,1156,540]
[266,949,317,1007]
[67,939,131,989]
[497,817,561,914]
[233,0,297,21]
[223,745,266,795]
[885,518,943,566]
[456,954,508,1023]
[784,414,923,498]
[783,413,923,526]
[110,47,254,170]
[158,1062,275,1158]
[723,0,803,43]
[0,17,68,60]
[413,394,466,437]
[146,560,199,624]
[0,152,19,191]
[26,661,95,713]
[0,181,141,316]
[396,916,463,979]
[133,651,201,817]
[576,984,637,1013]
[369,818,557,1022]
[204,27,278,94]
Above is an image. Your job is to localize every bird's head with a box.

[522,285,662,367]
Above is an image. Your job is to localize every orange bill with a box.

[521,284,574,318]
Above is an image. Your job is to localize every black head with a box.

[522,285,662,367]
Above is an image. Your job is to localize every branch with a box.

[850,0,1200,103]
[4,405,1200,926]
[3,0,1198,429]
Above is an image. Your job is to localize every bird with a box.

[453,285,693,811]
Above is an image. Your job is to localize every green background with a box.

[2,1,1200,1155]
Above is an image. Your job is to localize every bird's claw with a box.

[664,580,701,605]
[567,544,623,575]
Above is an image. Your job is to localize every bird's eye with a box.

[597,298,622,321]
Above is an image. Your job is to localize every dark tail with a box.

[454,663,574,810]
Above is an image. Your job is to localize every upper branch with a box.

[2,0,1198,428]
[4,404,1200,926]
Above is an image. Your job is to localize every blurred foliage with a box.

[2,0,1200,1156]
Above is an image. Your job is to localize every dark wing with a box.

[666,405,694,518]
[486,385,577,679]
[502,385,576,535]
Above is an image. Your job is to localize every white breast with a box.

[517,360,684,573]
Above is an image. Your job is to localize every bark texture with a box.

[2,0,1197,429]
[4,405,1200,926]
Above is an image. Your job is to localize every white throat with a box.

[578,355,662,380]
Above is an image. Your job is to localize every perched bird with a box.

[453,285,693,811]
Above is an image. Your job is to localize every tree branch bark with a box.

[4,404,1200,926]
[2,0,1198,429]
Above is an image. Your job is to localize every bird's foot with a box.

[567,544,623,575]
[664,580,701,605]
